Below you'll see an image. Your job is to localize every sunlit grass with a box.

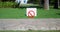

[0,8,60,19]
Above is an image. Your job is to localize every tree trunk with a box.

[0,0,1,2]
[44,0,49,10]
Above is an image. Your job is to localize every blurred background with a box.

[0,0,60,8]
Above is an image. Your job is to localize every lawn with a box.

[0,8,60,19]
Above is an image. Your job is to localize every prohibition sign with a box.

[28,10,35,18]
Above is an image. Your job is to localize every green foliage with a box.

[28,0,40,4]
[0,2,16,8]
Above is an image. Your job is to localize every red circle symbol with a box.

[28,10,35,18]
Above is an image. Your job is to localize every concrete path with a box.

[0,18,60,30]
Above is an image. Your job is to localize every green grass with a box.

[0,30,60,32]
[0,8,60,19]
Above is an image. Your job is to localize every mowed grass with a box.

[0,8,27,18]
[0,8,60,19]
[0,30,60,32]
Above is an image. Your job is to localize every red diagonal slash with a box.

[28,10,35,17]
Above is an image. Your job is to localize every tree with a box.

[39,0,44,7]
[54,0,58,9]
[0,0,1,2]
[44,0,49,10]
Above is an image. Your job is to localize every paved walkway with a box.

[0,18,60,30]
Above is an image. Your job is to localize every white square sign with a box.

[26,8,37,16]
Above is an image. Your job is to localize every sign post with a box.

[26,8,37,18]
